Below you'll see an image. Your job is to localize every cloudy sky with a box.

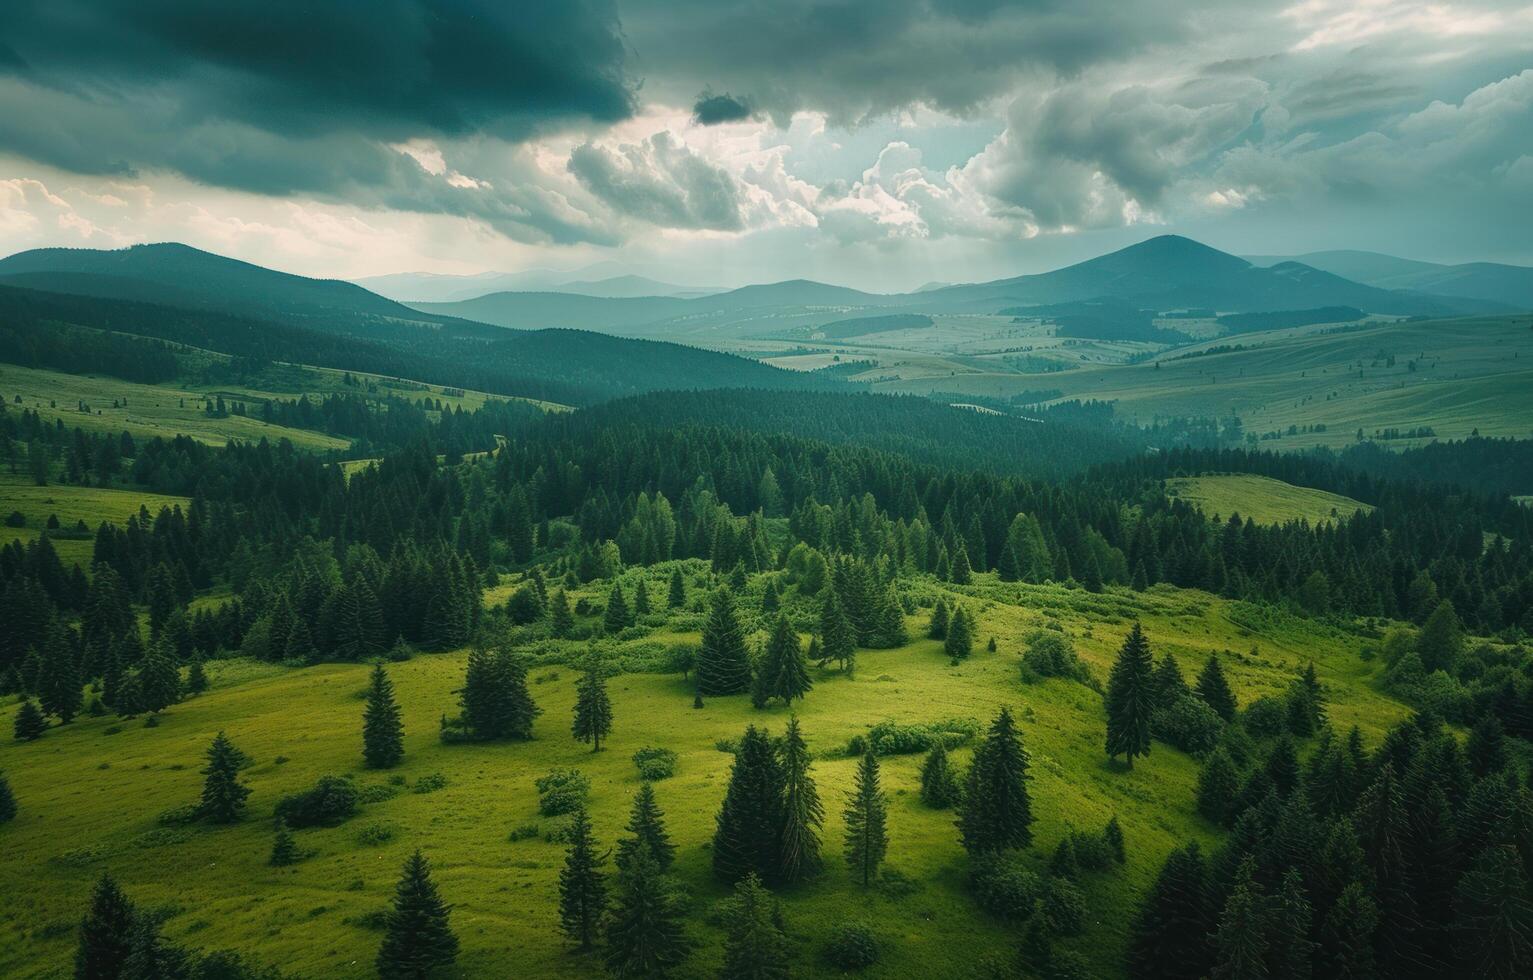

[1,0,1529,291]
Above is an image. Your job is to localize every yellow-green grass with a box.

[0,575,1412,979]
[1164,474,1373,526]
[872,315,1533,448]
[0,471,189,569]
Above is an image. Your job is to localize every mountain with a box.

[354,268,724,302]
[1246,249,1533,309]
[548,275,724,299]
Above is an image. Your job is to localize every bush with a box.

[856,717,980,756]
[535,769,589,817]
[1065,830,1114,873]
[632,746,678,781]
[355,784,401,804]
[4,511,24,528]
[1242,696,1289,738]
[1043,878,1086,936]
[1152,694,1225,754]
[970,852,1044,921]
[157,804,202,827]
[354,822,396,846]
[823,921,880,971]
[275,776,359,828]
[508,823,540,842]
[413,772,449,794]
[1020,630,1094,686]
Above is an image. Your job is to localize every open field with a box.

[0,471,190,569]
[1164,474,1373,526]
[0,570,1413,979]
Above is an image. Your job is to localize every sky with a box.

[0,0,1530,292]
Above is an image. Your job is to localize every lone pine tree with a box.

[1106,622,1156,768]
[362,662,405,769]
[455,645,540,740]
[1196,653,1238,722]
[377,850,459,980]
[571,663,613,752]
[269,820,300,867]
[603,582,632,634]
[74,873,137,980]
[817,588,856,674]
[199,731,250,824]
[713,725,786,883]
[919,742,961,809]
[697,588,751,696]
[843,751,889,887]
[777,715,823,885]
[958,707,1033,854]
[558,808,608,951]
[616,782,676,873]
[944,605,973,661]
[759,613,812,706]
[13,698,46,740]
[604,846,691,978]
[667,567,686,608]
[549,588,575,638]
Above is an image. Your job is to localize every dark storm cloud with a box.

[692,92,755,125]
[568,133,746,231]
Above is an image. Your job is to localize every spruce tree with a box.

[549,588,575,638]
[1128,842,1212,980]
[1270,868,1314,980]
[74,873,137,980]
[958,707,1033,854]
[1211,858,1270,980]
[761,613,812,706]
[185,659,208,695]
[605,847,691,977]
[918,742,960,809]
[558,808,608,950]
[616,782,676,873]
[778,715,823,885]
[1197,748,1242,826]
[1105,622,1155,768]
[572,663,613,752]
[1417,599,1464,673]
[928,598,949,640]
[667,567,686,609]
[269,819,300,866]
[1467,714,1508,777]
[633,579,652,617]
[13,698,46,740]
[362,662,405,769]
[377,850,459,979]
[1196,653,1238,722]
[1318,881,1377,980]
[843,750,888,888]
[1453,844,1533,980]
[713,725,786,883]
[950,541,973,584]
[603,582,632,634]
[38,644,82,723]
[198,731,250,823]
[0,770,14,823]
[136,649,181,713]
[456,646,540,740]
[817,588,856,673]
[720,874,791,980]
[944,606,973,661]
[697,588,752,695]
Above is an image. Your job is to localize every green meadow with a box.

[0,570,1413,979]
[0,471,190,570]
[1163,474,1372,526]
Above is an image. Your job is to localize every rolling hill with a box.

[1247,249,1533,310]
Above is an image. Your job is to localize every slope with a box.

[1248,249,1533,310]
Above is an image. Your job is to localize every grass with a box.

[0,471,190,569]
[1164,474,1373,526]
[0,574,1412,979]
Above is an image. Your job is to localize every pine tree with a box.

[720,874,791,980]
[605,847,691,977]
[843,751,888,887]
[1196,653,1238,722]
[1467,714,1508,778]
[38,642,82,723]
[455,645,541,740]
[185,659,208,695]
[633,579,652,617]
[761,613,812,706]
[928,598,949,640]
[1105,815,1126,864]
[697,588,752,695]
[667,567,686,609]
[1129,843,1212,980]
[558,808,608,950]
[944,605,973,660]
[1453,844,1533,980]
[13,698,46,740]
[362,662,405,769]
[199,731,250,823]
[1151,654,1187,708]
[0,770,15,823]
[1270,868,1313,980]
[377,850,459,979]
[1317,882,1377,980]
[919,742,961,808]
[545,588,573,638]
[1211,859,1270,980]
[817,588,856,673]
[778,715,823,885]
[269,819,300,866]
[950,541,973,584]
[572,663,614,752]
[617,783,676,873]
[1105,622,1155,768]
[604,582,632,634]
[958,707,1033,854]
[74,873,137,980]
[1416,599,1464,673]
[713,725,786,883]
[136,649,181,713]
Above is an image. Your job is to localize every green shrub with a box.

[1152,695,1225,754]
[856,717,980,756]
[354,822,396,846]
[632,746,678,781]
[413,772,449,794]
[275,776,359,828]
[969,852,1044,921]
[1020,630,1095,687]
[1242,696,1289,738]
[157,804,202,827]
[508,823,540,842]
[1043,878,1086,936]
[823,921,880,971]
[355,784,401,804]
[535,769,589,817]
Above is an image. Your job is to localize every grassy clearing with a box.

[1164,474,1373,526]
[0,471,189,569]
[0,575,1411,979]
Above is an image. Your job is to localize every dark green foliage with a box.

[185,660,207,695]
[1129,842,1212,980]
[75,873,137,980]
[446,645,540,741]
[944,606,973,661]
[603,582,632,634]
[1152,694,1225,754]
[928,599,949,640]
[631,746,678,781]
[274,775,358,828]
[1044,877,1086,936]
[604,847,691,978]
[505,583,544,625]
[136,649,181,714]
[268,821,300,867]
[549,589,575,638]
[1271,868,1314,980]
[1284,662,1325,737]
[1197,748,1242,826]
[1019,630,1093,685]
[713,726,785,883]
[969,851,1045,921]
[1104,815,1126,864]
[616,783,675,873]
[198,732,250,824]
[1416,599,1464,673]
[667,568,686,609]
[823,921,880,971]
[1453,844,1533,979]
[958,707,1033,854]
[918,742,961,809]
[759,614,812,706]
[362,662,405,769]
[558,808,607,950]
[817,588,856,673]
[1105,623,1155,767]
[38,640,82,723]
[1318,881,1377,980]
[1196,654,1238,722]
[376,850,458,980]
[844,752,888,887]
[1467,714,1508,778]
[778,715,823,886]
[698,588,752,695]
[571,664,613,751]
[536,769,591,817]
[13,698,46,740]
[720,874,791,980]
[1211,859,1269,980]
[0,770,15,823]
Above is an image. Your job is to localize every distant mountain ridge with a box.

[1245,249,1533,309]
[355,268,724,303]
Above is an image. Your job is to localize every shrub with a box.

[343,909,391,931]
[413,772,449,794]
[856,717,980,756]
[355,784,401,804]
[1242,696,1289,738]
[1065,829,1114,873]
[354,822,396,846]
[1020,630,1094,686]
[632,746,678,781]
[275,776,359,828]
[157,804,202,827]
[4,511,24,528]
[969,852,1044,921]
[508,823,540,842]
[1043,878,1086,936]
[535,769,589,817]
[823,921,880,971]
[1152,695,1225,754]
